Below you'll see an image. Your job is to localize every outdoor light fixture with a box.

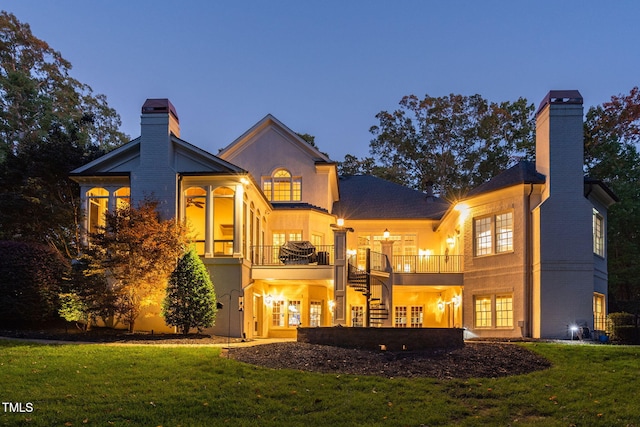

[264,294,273,306]
[570,324,579,340]
[446,235,455,249]
[337,218,344,227]
[328,299,335,311]
[437,301,445,312]
[452,295,461,307]
[383,228,390,239]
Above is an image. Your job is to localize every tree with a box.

[0,240,69,327]
[367,93,535,196]
[0,12,127,252]
[90,199,188,332]
[162,246,217,334]
[584,87,640,313]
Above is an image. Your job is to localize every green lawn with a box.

[1,340,639,426]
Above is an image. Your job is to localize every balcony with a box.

[393,254,463,273]
[250,244,335,266]
[250,244,335,281]
[393,254,463,286]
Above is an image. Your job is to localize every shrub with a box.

[607,312,639,344]
[162,247,217,334]
[0,240,69,328]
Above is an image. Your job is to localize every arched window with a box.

[213,186,235,256]
[263,169,301,202]
[114,187,130,210]
[87,187,109,234]
[185,187,207,254]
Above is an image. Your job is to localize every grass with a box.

[1,340,639,426]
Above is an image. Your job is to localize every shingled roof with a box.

[332,175,449,220]
[466,161,546,197]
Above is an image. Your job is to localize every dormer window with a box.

[263,169,301,202]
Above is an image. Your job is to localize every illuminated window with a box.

[185,187,206,254]
[351,306,364,327]
[495,213,513,253]
[593,293,606,331]
[395,306,407,328]
[272,300,285,327]
[593,209,605,257]
[263,169,301,202]
[288,300,301,326]
[474,212,513,256]
[87,187,109,235]
[310,301,322,327]
[475,294,513,329]
[410,306,424,328]
[213,187,235,256]
[114,187,130,209]
[475,296,492,328]
[495,295,513,328]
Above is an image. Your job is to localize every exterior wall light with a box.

[383,228,390,240]
[264,294,273,306]
[447,236,455,248]
[336,218,344,227]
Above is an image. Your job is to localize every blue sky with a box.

[3,1,639,160]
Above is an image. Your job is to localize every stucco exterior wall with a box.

[460,186,530,338]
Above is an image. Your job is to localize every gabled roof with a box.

[70,134,245,176]
[332,175,449,220]
[217,114,334,164]
[466,161,545,197]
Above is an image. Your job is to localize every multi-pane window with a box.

[593,209,605,257]
[475,294,514,329]
[272,231,303,246]
[410,306,424,328]
[288,300,301,326]
[495,296,513,328]
[474,217,492,256]
[475,296,492,328]
[351,306,364,327]
[310,301,322,327]
[272,300,302,328]
[263,169,301,202]
[593,293,606,331]
[474,212,513,256]
[395,306,408,328]
[495,213,513,253]
[272,300,285,327]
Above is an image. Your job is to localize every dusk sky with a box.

[4,1,639,160]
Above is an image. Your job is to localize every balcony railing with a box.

[250,244,334,266]
[393,254,463,273]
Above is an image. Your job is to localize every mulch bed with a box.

[228,341,552,379]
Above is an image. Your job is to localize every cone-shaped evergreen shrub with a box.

[162,247,217,334]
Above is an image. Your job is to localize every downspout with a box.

[525,183,534,338]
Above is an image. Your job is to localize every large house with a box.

[71,90,616,340]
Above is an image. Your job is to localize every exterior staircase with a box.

[347,259,389,326]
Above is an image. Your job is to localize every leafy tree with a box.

[584,87,640,313]
[0,11,127,252]
[162,246,217,334]
[0,240,69,327]
[90,199,188,332]
[366,93,535,196]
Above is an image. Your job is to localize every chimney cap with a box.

[536,90,583,117]
[141,98,179,123]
